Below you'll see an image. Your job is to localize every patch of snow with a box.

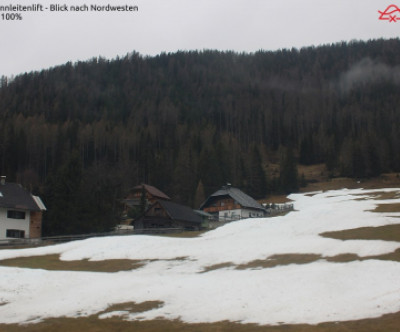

[99,311,130,320]
[1,188,400,325]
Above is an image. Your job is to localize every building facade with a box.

[200,184,267,221]
[122,183,171,219]
[134,199,203,232]
[0,176,46,240]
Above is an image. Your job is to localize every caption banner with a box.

[0,3,139,21]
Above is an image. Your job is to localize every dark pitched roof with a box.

[193,210,213,218]
[157,200,203,224]
[133,184,171,200]
[0,182,46,211]
[200,185,266,211]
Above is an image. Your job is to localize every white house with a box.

[0,176,46,240]
[199,184,267,221]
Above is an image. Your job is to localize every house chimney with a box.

[0,176,5,185]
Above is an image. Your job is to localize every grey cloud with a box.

[337,57,400,94]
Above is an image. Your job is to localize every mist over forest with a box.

[1,38,400,235]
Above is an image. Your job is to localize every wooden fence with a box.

[0,228,184,248]
[264,203,294,216]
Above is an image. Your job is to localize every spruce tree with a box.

[194,180,206,208]
[279,147,299,194]
[43,150,83,235]
[247,145,268,199]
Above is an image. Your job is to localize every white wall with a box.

[218,208,265,220]
[240,209,266,218]
[219,209,241,221]
[0,208,30,240]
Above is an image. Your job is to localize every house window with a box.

[6,229,25,238]
[7,210,26,219]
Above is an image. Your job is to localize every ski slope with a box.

[1,188,400,326]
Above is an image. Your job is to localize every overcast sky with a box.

[1,0,399,77]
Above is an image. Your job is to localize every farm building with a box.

[0,176,46,240]
[200,184,267,221]
[122,183,170,218]
[133,199,203,232]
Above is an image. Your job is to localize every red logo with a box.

[379,4,400,22]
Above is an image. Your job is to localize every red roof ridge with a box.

[133,183,171,200]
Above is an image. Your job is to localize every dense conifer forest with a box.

[1,38,400,235]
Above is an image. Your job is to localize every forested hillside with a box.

[1,38,400,235]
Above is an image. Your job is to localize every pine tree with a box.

[279,147,298,194]
[247,145,268,199]
[194,180,206,208]
[140,184,147,215]
[43,150,83,235]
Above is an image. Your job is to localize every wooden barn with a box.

[199,184,267,221]
[134,200,203,232]
[122,183,170,217]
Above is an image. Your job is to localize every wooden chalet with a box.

[199,184,267,221]
[133,199,203,232]
[0,176,46,240]
[122,184,170,217]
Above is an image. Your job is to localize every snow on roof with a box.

[32,195,47,211]
[1,188,400,325]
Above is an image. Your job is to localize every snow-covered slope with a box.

[1,188,400,325]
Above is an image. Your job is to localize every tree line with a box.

[1,38,399,235]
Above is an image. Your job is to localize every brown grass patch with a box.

[297,163,329,183]
[202,254,322,273]
[237,254,322,270]
[2,311,400,332]
[372,248,400,262]
[353,191,400,201]
[326,253,361,263]
[0,242,53,250]
[326,249,400,264]
[98,301,163,315]
[370,191,400,200]
[321,224,400,264]
[259,195,293,204]
[299,172,400,194]
[321,224,400,242]
[371,203,400,213]
[159,231,207,238]
[201,262,236,273]
[321,224,400,263]
[0,254,145,273]
[300,177,360,193]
